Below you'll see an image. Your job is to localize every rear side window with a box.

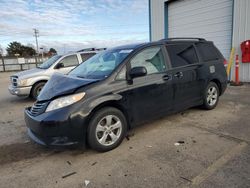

[166,43,198,68]
[196,42,222,62]
[59,55,79,67]
[80,53,96,62]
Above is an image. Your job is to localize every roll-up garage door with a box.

[168,0,233,59]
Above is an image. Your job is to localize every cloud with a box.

[0,0,149,54]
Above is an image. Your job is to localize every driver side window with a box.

[130,46,166,75]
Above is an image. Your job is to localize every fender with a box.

[88,93,123,110]
[76,93,124,117]
[27,75,50,86]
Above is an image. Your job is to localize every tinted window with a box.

[130,47,166,75]
[59,55,78,67]
[196,42,222,62]
[166,44,198,68]
[80,53,96,62]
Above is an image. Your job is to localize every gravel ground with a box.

[0,72,249,188]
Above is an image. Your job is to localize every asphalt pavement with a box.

[0,72,249,188]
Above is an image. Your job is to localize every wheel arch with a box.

[85,100,131,131]
[209,79,222,95]
[30,80,48,96]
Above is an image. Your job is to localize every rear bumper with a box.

[8,85,32,96]
[24,106,88,147]
[220,81,227,95]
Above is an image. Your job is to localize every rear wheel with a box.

[87,107,127,152]
[202,82,219,110]
[31,82,46,99]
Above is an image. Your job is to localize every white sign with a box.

[17,58,25,64]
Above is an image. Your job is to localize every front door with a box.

[125,46,174,125]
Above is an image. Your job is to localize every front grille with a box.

[10,76,18,87]
[29,101,49,116]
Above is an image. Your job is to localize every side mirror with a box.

[55,62,64,69]
[129,66,147,79]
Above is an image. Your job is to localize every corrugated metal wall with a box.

[149,0,166,41]
[231,0,250,82]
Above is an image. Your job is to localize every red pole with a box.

[235,55,239,85]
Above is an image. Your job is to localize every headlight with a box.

[45,92,85,112]
[17,79,28,86]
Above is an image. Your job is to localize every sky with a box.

[0,0,149,54]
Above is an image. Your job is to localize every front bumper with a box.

[8,85,32,96]
[24,106,88,147]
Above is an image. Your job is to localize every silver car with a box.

[8,50,99,99]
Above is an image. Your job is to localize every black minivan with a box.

[25,38,227,152]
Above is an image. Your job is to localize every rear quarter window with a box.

[166,43,198,68]
[80,53,96,62]
[196,42,222,62]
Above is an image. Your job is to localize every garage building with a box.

[149,0,250,82]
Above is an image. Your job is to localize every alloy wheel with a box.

[207,86,218,106]
[95,115,122,146]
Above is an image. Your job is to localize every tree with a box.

[49,48,57,54]
[6,41,36,57]
[21,46,36,56]
[6,42,23,56]
[0,45,3,55]
[27,43,35,49]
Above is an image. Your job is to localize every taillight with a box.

[223,59,228,67]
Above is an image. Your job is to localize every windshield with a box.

[38,55,62,69]
[69,48,133,79]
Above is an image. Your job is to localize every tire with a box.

[87,107,127,152]
[31,82,46,99]
[202,82,219,110]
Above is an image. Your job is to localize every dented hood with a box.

[38,73,98,101]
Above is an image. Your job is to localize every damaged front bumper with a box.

[24,106,88,147]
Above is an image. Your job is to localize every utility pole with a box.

[33,28,39,54]
[33,28,39,66]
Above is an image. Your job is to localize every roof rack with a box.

[161,37,206,41]
[96,48,107,51]
[77,47,107,52]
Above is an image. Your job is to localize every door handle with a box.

[174,71,183,78]
[162,74,172,81]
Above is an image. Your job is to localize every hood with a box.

[13,68,46,79]
[38,73,98,101]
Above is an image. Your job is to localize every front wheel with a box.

[31,82,46,99]
[87,107,127,152]
[202,82,219,110]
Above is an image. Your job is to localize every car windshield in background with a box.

[69,48,133,79]
[38,55,62,69]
